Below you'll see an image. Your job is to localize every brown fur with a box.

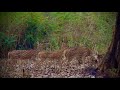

[8,50,37,60]
[63,46,92,64]
[37,51,50,61]
[48,50,64,61]
[8,50,20,59]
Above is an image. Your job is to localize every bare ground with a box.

[0,56,104,78]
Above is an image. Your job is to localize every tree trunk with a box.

[100,12,120,76]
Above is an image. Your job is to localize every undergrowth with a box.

[0,12,117,58]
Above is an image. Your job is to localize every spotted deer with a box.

[8,50,20,59]
[36,43,67,61]
[8,49,37,60]
[48,50,64,61]
[62,46,99,65]
[37,51,50,61]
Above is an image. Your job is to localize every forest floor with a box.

[0,56,104,78]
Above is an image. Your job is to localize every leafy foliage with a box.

[0,32,16,58]
[0,12,117,58]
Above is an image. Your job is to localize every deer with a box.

[8,50,20,59]
[62,46,99,65]
[37,43,69,61]
[8,49,37,60]
[48,50,64,61]
[37,51,50,61]
[47,43,69,61]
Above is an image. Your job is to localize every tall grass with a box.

[0,12,117,58]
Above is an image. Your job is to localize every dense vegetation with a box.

[0,12,117,58]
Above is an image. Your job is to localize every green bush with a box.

[0,12,117,56]
[0,32,16,50]
[0,32,16,58]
